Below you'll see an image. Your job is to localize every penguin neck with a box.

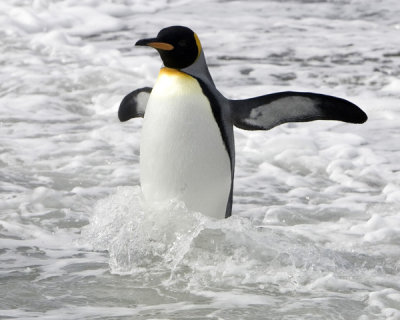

[180,50,215,86]
[158,67,191,78]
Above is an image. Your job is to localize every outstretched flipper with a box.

[230,91,368,131]
[118,87,152,122]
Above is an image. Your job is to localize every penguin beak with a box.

[135,38,174,51]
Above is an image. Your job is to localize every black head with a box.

[135,26,202,69]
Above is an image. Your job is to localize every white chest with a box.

[139,68,231,219]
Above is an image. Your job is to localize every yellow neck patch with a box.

[159,67,192,79]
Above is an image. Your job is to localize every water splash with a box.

[80,186,393,299]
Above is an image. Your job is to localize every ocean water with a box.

[1,0,400,319]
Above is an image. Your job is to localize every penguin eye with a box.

[178,39,187,47]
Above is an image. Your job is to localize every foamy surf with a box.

[80,186,400,320]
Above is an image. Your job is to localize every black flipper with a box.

[230,91,367,131]
[118,87,152,122]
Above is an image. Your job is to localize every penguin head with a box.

[135,26,202,69]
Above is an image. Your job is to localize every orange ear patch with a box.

[148,42,174,51]
[194,33,202,59]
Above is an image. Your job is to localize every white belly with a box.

[140,68,231,219]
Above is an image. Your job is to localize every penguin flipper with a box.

[230,91,368,130]
[118,87,152,122]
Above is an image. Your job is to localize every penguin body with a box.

[119,26,367,219]
[140,67,232,219]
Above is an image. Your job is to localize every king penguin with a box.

[118,26,367,219]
